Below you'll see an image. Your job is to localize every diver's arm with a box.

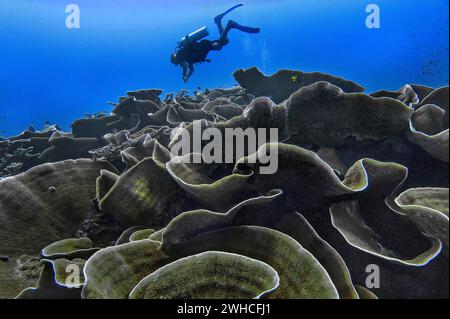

[182,62,189,81]
[187,63,195,79]
[183,63,195,82]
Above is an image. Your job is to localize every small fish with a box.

[291,74,298,82]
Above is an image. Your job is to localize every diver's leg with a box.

[210,19,260,51]
[227,20,261,34]
[214,4,244,33]
[210,39,228,51]
[214,17,224,34]
[218,20,260,44]
[198,38,225,52]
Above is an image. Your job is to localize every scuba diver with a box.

[171,4,260,82]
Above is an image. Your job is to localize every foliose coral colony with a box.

[0,67,448,299]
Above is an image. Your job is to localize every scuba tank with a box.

[179,26,210,46]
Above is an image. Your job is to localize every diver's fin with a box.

[229,20,260,34]
[214,4,244,25]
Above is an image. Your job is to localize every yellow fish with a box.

[291,74,298,82]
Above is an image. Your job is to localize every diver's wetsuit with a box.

[173,4,260,82]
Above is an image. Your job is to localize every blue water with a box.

[0,0,448,136]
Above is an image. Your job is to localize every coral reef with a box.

[0,67,448,299]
